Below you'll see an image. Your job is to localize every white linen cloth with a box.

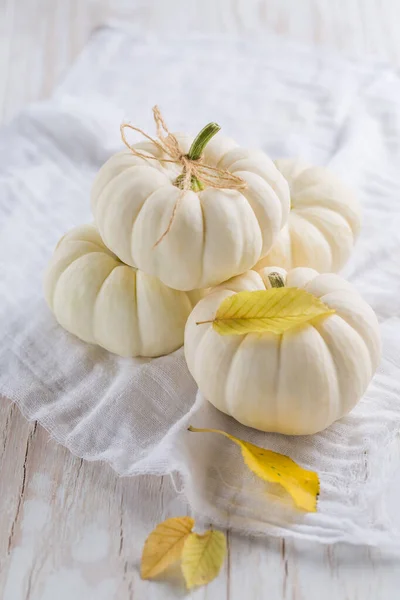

[1,23,400,548]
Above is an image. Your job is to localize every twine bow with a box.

[120,106,246,246]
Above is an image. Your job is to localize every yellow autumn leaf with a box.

[189,427,319,512]
[197,288,334,336]
[140,516,194,579]
[181,530,227,589]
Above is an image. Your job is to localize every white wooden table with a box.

[1,1,400,598]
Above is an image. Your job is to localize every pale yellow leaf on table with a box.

[181,530,227,589]
[189,427,319,512]
[141,516,194,579]
[200,287,334,336]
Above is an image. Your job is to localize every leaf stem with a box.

[188,426,227,436]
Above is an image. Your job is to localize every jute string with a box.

[120,106,246,246]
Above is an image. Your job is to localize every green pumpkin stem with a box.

[187,122,221,160]
[268,272,286,288]
[174,122,221,192]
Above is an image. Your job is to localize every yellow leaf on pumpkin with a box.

[140,516,194,579]
[198,287,334,336]
[188,427,319,512]
[181,530,227,589]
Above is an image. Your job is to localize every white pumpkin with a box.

[91,127,290,291]
[44,224,202,358]
[256,159,361,273]
[184,266,381,435]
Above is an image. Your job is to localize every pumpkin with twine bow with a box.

[91,107,290,291]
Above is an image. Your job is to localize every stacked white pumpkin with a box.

[45,117,380,434]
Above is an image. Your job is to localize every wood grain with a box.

[1,0,400,598]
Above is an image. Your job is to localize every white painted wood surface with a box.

[1,1,400,597]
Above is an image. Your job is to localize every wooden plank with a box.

[1,411,399,599]
[0,407,229,599]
